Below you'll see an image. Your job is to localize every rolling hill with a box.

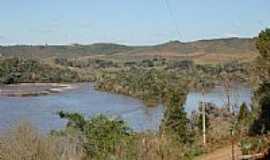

[0,37,258,63]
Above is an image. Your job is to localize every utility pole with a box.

[200,83,207,146]
[198,78,207,146]
[202,101,206,146]
[231,128,235,160]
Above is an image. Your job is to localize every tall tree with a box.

[249,28,270,135]
[160,85,191,143]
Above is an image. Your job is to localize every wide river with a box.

[0,83,252,133]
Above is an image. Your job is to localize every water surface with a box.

[0,83,252,133]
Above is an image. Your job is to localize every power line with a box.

[161,0,182,41]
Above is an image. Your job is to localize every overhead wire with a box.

[161,0,182,41]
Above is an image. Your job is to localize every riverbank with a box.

[0,83,78,97]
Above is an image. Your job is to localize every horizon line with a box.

[0,36,255,47]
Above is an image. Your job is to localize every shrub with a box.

[58,112,133,159]
[240,136,270,155]
[83,115,132,158]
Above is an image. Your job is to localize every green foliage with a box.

[250,82,270,135]
[95,59,249,107]
[58,111,86,131]
[196,103,210,133]
[250,28,270,135]
[55,111,206,160]
[160,86,192,143]
[95,68,182,107]
[238,102,251,125]
[256,28,270,59]
[54,57,118,69]
[58,112,132,159]
[83,115,132,159]
[240,136,270,155]
[0,57,80,84]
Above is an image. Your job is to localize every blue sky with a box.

[0,0,269,45]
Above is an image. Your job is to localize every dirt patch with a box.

[0,83,77,97]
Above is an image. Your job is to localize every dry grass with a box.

[0,123,195,160]
[0,122,83,160]
[192,52,257,64]
[0,122,58,160]
[134,135,190,160]
[110,51,257,64]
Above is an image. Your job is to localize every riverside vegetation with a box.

[0,37,253,85]
[94,60,249,107]
[1,29,270,159]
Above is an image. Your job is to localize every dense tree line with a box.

[54,57,118,69]
[0,57,80,84]
[95,68,189,107]
[94,59,250,107]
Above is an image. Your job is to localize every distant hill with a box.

[0,37,258,63]
[0,43,133,58]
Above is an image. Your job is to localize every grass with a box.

[0,122,84,160]
[0,122,60,160]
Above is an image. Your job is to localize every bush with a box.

[83,115,132,158]
[57,112,133,159]
[240,136,270,155]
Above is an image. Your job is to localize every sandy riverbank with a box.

[0,83,78,97]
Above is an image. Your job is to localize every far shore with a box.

[0,83,80,97]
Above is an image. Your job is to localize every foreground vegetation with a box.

[0,101,254,160]
[239,28,270,156]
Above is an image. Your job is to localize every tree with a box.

[58,111,86,131]
[250,82,270,135]
[238,102,250,123]
[57,112,132,159]
[160,85,191,143]
[83,115,131,158]
[197,77,210,146]
[197,102,210,134]
[249,28,270,135]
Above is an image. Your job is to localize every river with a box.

[0,83,252,133]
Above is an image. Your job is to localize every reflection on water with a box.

[0,83,251,133]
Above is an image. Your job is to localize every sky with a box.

[0,0,270,45]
